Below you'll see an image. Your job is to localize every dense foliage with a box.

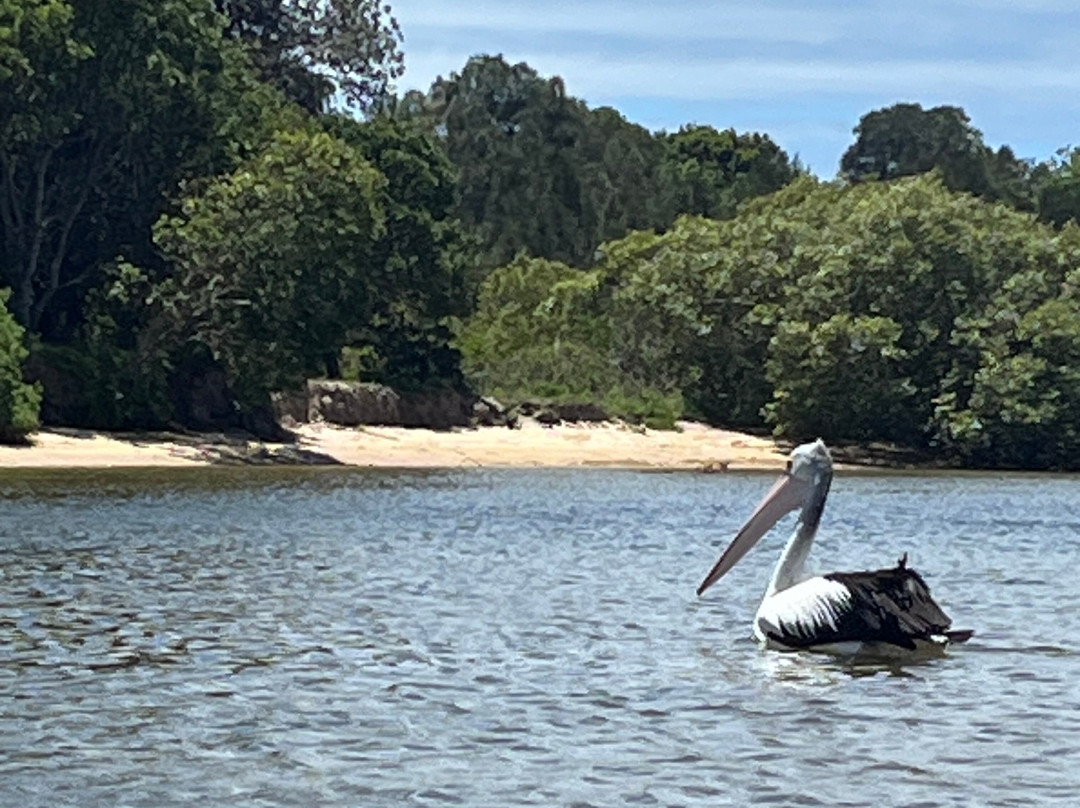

[397,56,799,273]
[0,288,39,441]
[841,104,1033,210]
[0,0,246,336]
[151,129,387,404]
[322,115,473,390]
[840,103,1080,226]
[461,176,1080,467]
[214,0,404,113]
[3,0,1080,466]
[0,0,459,434]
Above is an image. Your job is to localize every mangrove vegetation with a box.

[2,0,1080,467]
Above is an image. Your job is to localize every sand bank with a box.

[291,420,786,470]
[0,420,788,471]
[0,429,206,468]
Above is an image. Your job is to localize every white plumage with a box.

[755,577,852,644]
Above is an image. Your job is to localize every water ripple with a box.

[2,467,1079,806]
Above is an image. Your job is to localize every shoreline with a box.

[0,420,789,472]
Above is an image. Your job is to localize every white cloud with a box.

[388,1,1080,170]
[395,0,847,46]
[402,48,1080,104]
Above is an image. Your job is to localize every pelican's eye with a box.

[785,459,792,473]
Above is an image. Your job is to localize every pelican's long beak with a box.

[696,472,810,596]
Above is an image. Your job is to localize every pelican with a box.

[697,439,972,656]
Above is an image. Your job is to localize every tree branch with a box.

[29,137,110,331]
[0,152,21,237]
[13,145,58,326]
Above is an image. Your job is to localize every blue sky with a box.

[390,0,1080,176]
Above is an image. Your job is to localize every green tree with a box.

[726,175,1051,443]
[457,255,611,399]
[0,0,283,338]
[595,178,841,427]
[662,124,799,220]
[765,314,914,440]
[324,114,473,389]
[418,56,592,268]
[577,106,675,245]
[840,103,1033,209]
[0,287,40,442]
[407,56,680,276]
[842,104,985,184]
[403,56,801,299]
[151,129,386,408]
[455,252,683,425]
[933,226,1080,467]
[1034,147,1080,227]
[215,0,403,112]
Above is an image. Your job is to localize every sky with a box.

[389,0,1080,176]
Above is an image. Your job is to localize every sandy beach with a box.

[0,420,788,471]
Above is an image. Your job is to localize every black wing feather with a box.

[765,562,955,651]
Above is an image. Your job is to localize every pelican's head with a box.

[696,439,833,596]
[787,438,833,490]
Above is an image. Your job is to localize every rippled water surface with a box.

[3,466,1080,807]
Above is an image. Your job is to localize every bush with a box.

[0,289,42,443]
[458,176,1080,463]
[28,341,172,431]
[457,254,685,427]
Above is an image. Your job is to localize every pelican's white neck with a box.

[765,517,819,595]
[765,472,830,595]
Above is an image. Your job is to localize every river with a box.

[2,466,1078,806]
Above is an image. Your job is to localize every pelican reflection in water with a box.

[697,440,972,658]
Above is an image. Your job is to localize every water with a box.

[2,467,1079,807]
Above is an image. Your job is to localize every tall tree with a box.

[840,103,1034,209]
[150,129,387,407]
[214,0,403,112]
[578,106,674,249]
[0,0,268,338]
[404,56,801,285]
[324,114,473,388]
[1034,147,1080,227]
[841,104,984,184]
[418,56,592,269]
[662,125,799,220]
